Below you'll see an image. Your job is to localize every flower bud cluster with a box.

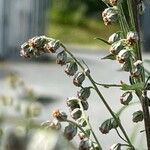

[104,31,140,72]
[102,7,119,25]
[20,36,60,58]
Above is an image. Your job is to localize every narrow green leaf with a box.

[101,54,116,60]
[94,37,111,45]
[121,82,145,91]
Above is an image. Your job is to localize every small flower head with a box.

[81,100,89,111]
[99,118,118,134]
[44,40,60,53]
[120,92,133,105]
[132,110,143,123]
[73,72,85,87]
[109,40,124,55]
[108,33,121,44]
[65,62,78,76]
[102,7,118,25]
[56,51,67,66]
[71,108,82,120]
[117,49,130,63]
[126,31,138,45]
[77,87,91,101]
[52,110,67,121]
[66,97,80,110]
[132,60,143,77]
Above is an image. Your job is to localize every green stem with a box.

[126,0,136,31]
[94,81,122,88]
[61,44,134,149]
[87,74,134,149]
[78,100,102,150]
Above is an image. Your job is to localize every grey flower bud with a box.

[73,72,85,87]
[44,40,60,53]
[110,143,121,150]
[109,41,124,55]
[120,92,133,105]
[64,123,77,141]
[117,49,130,63]
[126,31,138,45]
[102,7,119,25]
[132,110,143,123]
[56,51,67,66]
[99,118,118,134]
[77,87,91,100]
[52,110,67,121]
[65,62,78,76]
[66,97,80,110]
[71,108,82,120]
[132,60,143,77]
[81,100,89,110]
[79,138,92,150]
[108,33,120,44]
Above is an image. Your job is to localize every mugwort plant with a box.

[20,0,150,149]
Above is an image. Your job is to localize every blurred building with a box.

[0,0,49,58]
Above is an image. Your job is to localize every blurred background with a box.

[0,0,150,149]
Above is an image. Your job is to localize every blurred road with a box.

[0,49,149,149]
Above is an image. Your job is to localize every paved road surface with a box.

[0,50,149,149]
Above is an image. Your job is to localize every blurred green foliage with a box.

[50,0,105,26]
[48,0,119,47]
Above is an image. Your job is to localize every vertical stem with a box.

[142,91,150,149]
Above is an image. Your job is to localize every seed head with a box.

[52,109,67,121]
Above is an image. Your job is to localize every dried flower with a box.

[120,92,133,105]
[56,51,67,65]
[126,31,138,45]
[71,108,82,120]
[132,110,143,123]
[64,123,77,140]
[73,72,85,87]
[102,7,118,25]
[110,143,121,150]
[77,87,91,101]
[52,110,67,121]
[108,33,121,44]
[65,62,78,76]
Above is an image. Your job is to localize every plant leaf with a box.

[94,37,111,45]
[121,82,145,91]
[101,54,116,60]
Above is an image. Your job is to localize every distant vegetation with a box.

[48,0,119,48]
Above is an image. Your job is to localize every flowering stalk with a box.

[61,43,134,149]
